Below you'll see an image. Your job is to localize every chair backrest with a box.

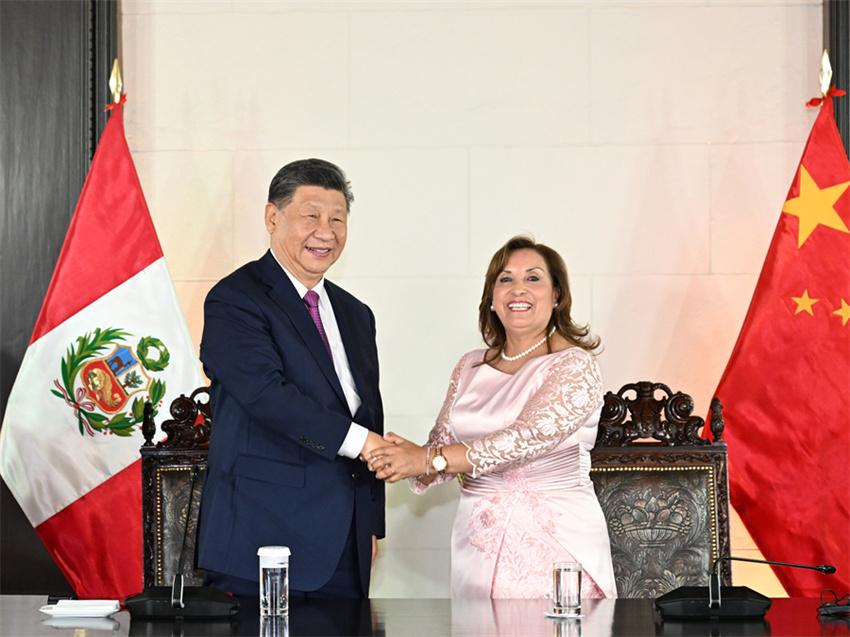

[140,387,211,589]
[590,381,731,598]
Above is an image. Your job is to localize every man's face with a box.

[265,185,348,288]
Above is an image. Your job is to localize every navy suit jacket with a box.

[196,250,384,593]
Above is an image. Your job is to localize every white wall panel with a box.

[173,280,216,357]
[592,273,758,412]
[334,276,483,418]
[710,141,812,274]
[371,548,452,599]
[124,12,350,150]
[349,9,591,147]
[469,145,711,276]
[123,1,236,14]
[590,3,819,145]
[133,150,234,281]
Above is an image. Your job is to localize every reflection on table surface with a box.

[1,595,847,636]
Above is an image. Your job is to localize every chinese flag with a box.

[714,92,850,596]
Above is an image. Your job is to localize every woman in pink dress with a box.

[366,236,617,599]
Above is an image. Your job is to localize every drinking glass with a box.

[552,561,582,617]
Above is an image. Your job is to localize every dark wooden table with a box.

[1,595,846,636]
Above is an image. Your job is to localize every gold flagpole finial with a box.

[820,50,833,97]
[109,59,123,104]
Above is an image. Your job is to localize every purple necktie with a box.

[303,290,333,360]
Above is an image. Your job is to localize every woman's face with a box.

[491,248,559,341]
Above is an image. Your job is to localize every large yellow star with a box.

[834,299,850,326]
[781,165,850,248]
[791,289,818,315]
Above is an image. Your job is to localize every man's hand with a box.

[359,430,387,462]
[371,535,378,567]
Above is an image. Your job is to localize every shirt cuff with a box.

[338,423,369,458]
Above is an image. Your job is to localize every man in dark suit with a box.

[196,159,385,598]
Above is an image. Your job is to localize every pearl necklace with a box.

[501,327,556,362]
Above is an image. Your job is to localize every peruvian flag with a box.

[713,89,850,596]
[0,97,204,599]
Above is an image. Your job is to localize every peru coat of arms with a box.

[51,327,169,436]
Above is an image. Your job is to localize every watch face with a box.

[432,454,448,471]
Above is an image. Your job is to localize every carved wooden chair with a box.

[140,387,211,589]
[590,381,731,598]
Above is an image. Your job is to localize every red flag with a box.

[0,98,203,598]
[713,93,850,596]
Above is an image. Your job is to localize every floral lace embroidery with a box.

[464,470,576,599]
[490,515,565,599]
[467,467,610,599]
[465,349,602,479]
[468,470,558,557]
[409,353,469,495]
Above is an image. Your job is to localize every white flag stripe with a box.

[0,258,203,526]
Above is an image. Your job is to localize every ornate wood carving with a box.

[596,381,724,447]
[142,387,211,449]
[591,381,732,597]
[140,387,211,589]
[708,397,724,443]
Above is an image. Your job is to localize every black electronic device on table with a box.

[655,556,836,620]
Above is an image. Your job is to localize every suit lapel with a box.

[258,252,347,408]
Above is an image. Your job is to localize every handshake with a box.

[359,431,428,484]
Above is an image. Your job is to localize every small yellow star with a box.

[791,289,819,315]
[781,165,850,248]
[834,299,850,326]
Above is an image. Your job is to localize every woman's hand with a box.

[365,432,428,484]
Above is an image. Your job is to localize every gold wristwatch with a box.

[431,446,448,475]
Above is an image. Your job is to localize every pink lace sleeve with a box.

[409,353,470,495]
[464,349,603,478]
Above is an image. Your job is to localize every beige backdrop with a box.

[121,0,822,598]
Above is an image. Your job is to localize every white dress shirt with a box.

[273,257,368,459]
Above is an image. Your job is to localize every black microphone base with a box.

[655,586,772,620]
